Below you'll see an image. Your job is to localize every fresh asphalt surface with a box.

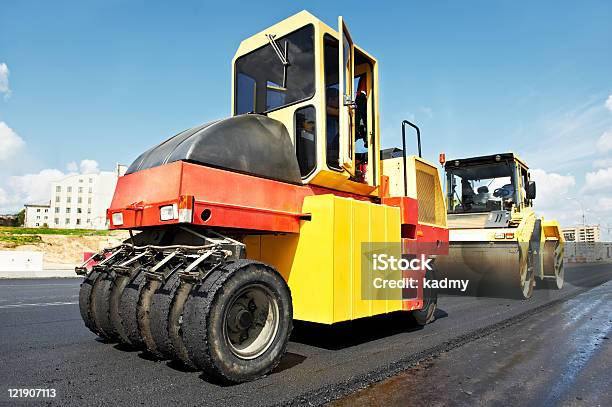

[333,274,612,407]
[0,264,610,406]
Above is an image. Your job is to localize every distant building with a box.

[562,225,606,263]
[0,214,19,227]
[24,202,51,228]
[47,164,126,230]
[562,225,601,243]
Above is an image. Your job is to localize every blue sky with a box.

[1,1,611,234]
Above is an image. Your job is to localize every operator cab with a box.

[445,153,536,218]
[232,11,380,196]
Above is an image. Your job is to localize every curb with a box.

[0,266,78,279]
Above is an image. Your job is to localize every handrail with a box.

[401,120,423,196]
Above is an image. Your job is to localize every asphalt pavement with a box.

[0,264,610,406]
[332,277,612,406]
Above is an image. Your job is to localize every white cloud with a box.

[596,130,612,154]
[0,187,8,206]
[530,168,576,209]
[523,97,612,172]
[8,169,66,205]
[0,63,9,97]
[79,159,100,174]
[0,121,25,161]
[597,196,612,211]
[583,167,612,192]
[66,161,78,172]
[526,169,605,235]
[593,158,612,168]
[606,94,612,112]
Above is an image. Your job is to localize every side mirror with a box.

[527,181,536,200]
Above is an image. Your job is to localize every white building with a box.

[24,202,51,228]
[562,225,605,263]
[48,165,126,230]
[562,225,601,243]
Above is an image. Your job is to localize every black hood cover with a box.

[126,114,302,184]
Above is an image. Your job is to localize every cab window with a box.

[295,106,317,177]
[324,34,340,170]
[235,25,315,114]
[520,167,530,206]
[236,73,256,114]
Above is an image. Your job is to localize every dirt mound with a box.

[0,231,130,265]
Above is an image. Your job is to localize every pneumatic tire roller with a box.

[78,229,293,383]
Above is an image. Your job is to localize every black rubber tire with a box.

[110,275,135,346]
[138,279,162,358]
[183,260,293,383]
[412,264,438,325]
[91,272,118,341]
[118,269,147,348]
[169,280,196,367]
[149,271,182,360]
[79,270,103,335]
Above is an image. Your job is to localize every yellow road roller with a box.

[436,153,564,299]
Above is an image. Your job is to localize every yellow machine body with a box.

[245,194,424,324]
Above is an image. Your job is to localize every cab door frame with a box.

[307,17,381,196]
[338,16,356,176]
[353,46,379,187]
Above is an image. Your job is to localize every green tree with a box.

[15,209,25,226]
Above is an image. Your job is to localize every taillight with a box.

[111,212,124,226]
[160,204,178,221]
[178,195,194,223]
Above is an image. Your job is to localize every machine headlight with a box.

[160,204,178,221]
[112,212,123,226]
[494,232,505,239]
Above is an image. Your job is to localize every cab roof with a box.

[232,10,375,63]
[445,152,529,169]
[233,11,328,62]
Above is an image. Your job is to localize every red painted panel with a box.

[107,161,448,247]
[402,224,449,255]
[417,223,449,244]
[110,162,183,209]
[108,162,381,232]
[193,202,302,233]
[382,196,419,225]
[180,162,309,217]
